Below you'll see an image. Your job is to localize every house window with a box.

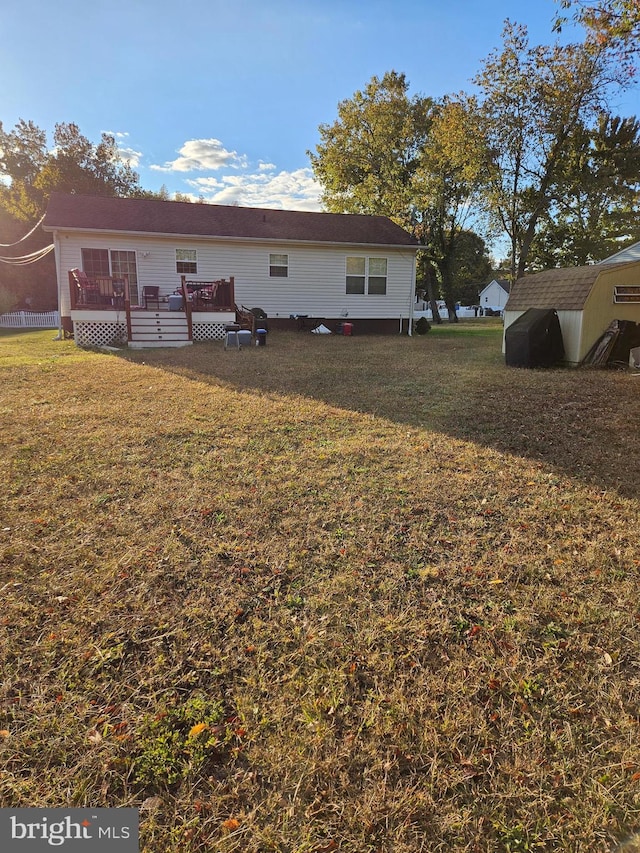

[346,257,366,294]
[111,251,138,304]
[269,253,288,277]
[176,249,197,275]
[346,257,387,295]
[368,258,387,295]
[81,248,139,304]
[613,285,640,303]
[81,248,110,278]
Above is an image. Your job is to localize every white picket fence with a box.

[0,310,60,329]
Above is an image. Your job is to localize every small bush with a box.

[414,316,431,335]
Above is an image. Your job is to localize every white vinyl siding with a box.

[56,232,415,320]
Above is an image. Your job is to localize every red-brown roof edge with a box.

[43,192,419,247]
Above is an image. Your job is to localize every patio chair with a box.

[71,268,101,305]
[143,286,160,309]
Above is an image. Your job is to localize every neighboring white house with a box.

[42,193,419,347]
[478,279,510,313]
[599,241,640,265]
[503,261,640,364]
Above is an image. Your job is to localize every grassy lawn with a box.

[1,324,640,852]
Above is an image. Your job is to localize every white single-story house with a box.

[42,193,419,347]
[599,240,640,265]
[503,261,640,364]
[478,279,510,313]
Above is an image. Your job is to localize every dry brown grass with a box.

[1,324,640,852]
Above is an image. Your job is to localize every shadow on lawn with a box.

[120,327,640,499]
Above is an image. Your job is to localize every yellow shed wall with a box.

[581,263,640,361]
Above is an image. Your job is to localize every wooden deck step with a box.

[128,311,192,347]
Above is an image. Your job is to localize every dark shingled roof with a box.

[43,193,418,248]
[506,265,612,311]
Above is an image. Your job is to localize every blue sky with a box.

[3,0,638,211]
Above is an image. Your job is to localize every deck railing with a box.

[180,276,235,311]
[68,270,235,314]
[69,270,130,310]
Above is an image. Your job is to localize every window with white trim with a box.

[269,253,288,277]
[346,257,387,295]
[176,248,197,275]
[368,257,387,295]
[81,248,139,303]
[613,285,640,303]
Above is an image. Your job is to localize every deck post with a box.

[124,275,132,343]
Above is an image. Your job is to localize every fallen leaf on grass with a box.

[0,729,10,738]
[221,818,240,831]
[188,723,208,738]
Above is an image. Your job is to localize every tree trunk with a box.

[426,276,442,324]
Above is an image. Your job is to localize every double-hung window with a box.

[269,253,288,277]
[176,249,197,275]
[346,257,387,295]
[367,258,387,295]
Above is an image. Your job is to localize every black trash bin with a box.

[505,308,564,368]
[256,328,267,347]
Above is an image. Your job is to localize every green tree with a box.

[555,0,640,58]
[309,71,433,224]
[0,120,142,307]
[528,113,640,267]
[412,96,490,319]
[447,231,494,306]
[0,120,141,222]
[475,20,629,281]
[309,75,493,321]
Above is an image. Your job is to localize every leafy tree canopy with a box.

[309,71,433,226]
[528,112,640,267]
[0,120,141,221]
[475,19,631,280]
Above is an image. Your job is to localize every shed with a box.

[503,261,640,365]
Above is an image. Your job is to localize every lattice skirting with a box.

[74,320,228,347]
[75,322,128,348]
[192,322,228,341]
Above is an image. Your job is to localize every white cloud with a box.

[101,130,141,168]
[151,139,247,173]
[118,146,142,168]
[186,167,323,211]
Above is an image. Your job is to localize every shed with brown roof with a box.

[503,261,640,364]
